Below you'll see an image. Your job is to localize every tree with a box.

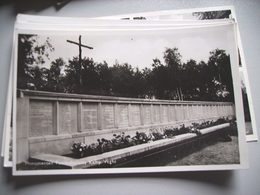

[17,34,54,89]
[196,60,212,100]
[149,59,172,99]
[27,66,48,90]
[193,10,231,20]
[182,59,200,100]
[110,63,136,97]
[163,48,183,100]
[95,61,112,95]
[63,57,80,93]
[81,57,100,94]
[207,49,234,101]
[64,57,111,95]
[46,58,66,92]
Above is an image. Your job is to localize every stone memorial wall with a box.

[16,90,235,163]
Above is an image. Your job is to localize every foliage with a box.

[18,35,234,102]
[193,10,232,20]
[70,118,232,158]
[17,34,54,89]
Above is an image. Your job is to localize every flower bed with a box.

[70,117,233,158]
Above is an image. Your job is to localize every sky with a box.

[32,24,234,70]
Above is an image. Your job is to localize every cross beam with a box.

[67,40,93,50]
[67,35,93,92]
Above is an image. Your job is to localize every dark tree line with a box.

[193,10,231,20]
[18,34,234,102]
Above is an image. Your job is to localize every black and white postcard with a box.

[1,13,246,168]
[12,19,248,175]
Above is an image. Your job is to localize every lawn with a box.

[167,136,240,166]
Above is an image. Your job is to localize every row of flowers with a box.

[71,117,232,158]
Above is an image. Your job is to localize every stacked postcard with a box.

[1,6,257,176]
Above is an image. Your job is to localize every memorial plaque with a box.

[228,105,232,115]
[225,105,228,116]
[176,105,183,121]
[169,105,176,122]
[202,105,207,118]
[193,105,197,119]
[82,103,98,130]
[59,102,78,134]
[162,105,168,123]
[215,105,219,116]
[196,105,201,119]
[118,104,129,128]
[29,100,53,137]
[207,105,211,118]
[153,105,160,123]
[229,105,232,115]
[188,105,193,119]
[175,105,180,121]
[206,105,210,118]
[131,104,141,126]
[183,105,188,120]
[211,105,215,117]
[212,105,215,116]
[218,105,223,116]
[215,105,218,116]
[102,104,115,129]
[194,105,199,119]
[221,105,225,116]
[218,105,222,116]
[143,105,151,125]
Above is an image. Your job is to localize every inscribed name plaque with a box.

[82,103,98,130]
[214,105,218,117]
[175,105,184,121]
[118,104,129,128]
[196,105,202,119]
[183,105,188,120]
[161,105,168,123]
[29,100,53,137]
[131,104,141,126]
[223,105,228,116]
[202,105,207,119]
[221,105,225,115]
[102,104,115,129]
[210,105,215,117]
[152,105,160,123]
[205,105,210,118]
[169,105,177,122]
[192,105,197,119]
[59,102,78,134]
[143,105,151,125]
[194,105,199,119]
[187,105,193,120]
[215,105,220,117]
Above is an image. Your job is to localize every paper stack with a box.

[1,6,256,175]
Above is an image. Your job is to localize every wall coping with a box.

[18,89,234,105]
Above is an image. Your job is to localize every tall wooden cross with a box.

[67,35,93,91]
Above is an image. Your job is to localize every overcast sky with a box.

[33,24,233,70]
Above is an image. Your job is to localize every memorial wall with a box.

[16,90,235,163]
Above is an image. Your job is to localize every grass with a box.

[167,136,239,166]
